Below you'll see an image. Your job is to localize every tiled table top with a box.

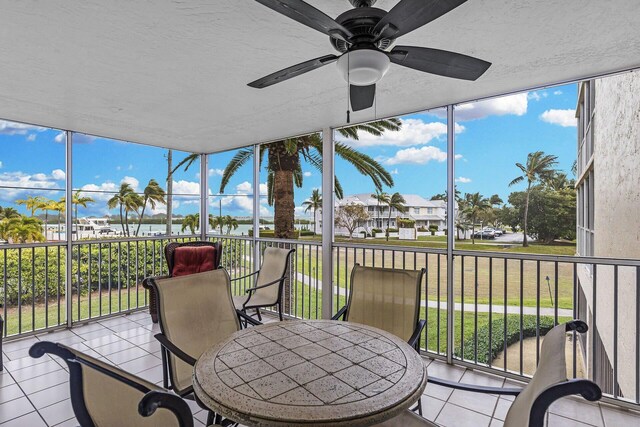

[194,319,428,427]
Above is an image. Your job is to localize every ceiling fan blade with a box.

[373,0,468,40]
[350,84,376,111]
[255,0,353,41]
[248,54,339,88]
[388,46,491,81]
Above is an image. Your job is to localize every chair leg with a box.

[255,308,262,321]
[207,411,215,426]
[278,303,283,321]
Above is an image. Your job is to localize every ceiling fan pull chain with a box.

[346,52,351,123]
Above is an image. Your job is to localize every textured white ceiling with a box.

[0,0,639,153]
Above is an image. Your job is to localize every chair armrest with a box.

[142,276,169,289]
[565,320,588,333]
[242,276,286,308]
[244,276,285,293]
[139,390,194,427]
[230,271,259,282]
[428,376,523,396]
[529,379,601,427]
[408,319,426,350]
[331,306,347,320]
[236,309,263,327]
[154,334,197,366]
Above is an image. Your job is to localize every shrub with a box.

[248,229,300,239]
[386,228,399,233]
[428,224,438,232]
[372,228,383,233]
[455,315,556,364]
[417,226,428,232]
[397,218,415,228]
[299,230,315,237]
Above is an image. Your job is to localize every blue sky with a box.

[0,83,577,218]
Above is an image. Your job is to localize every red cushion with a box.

[171,246,216,277]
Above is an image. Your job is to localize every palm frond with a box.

[219,148,254,193]
[171,153,199,176]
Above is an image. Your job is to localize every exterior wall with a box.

[577,73,640,399]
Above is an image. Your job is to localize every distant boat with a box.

[74,218,116,236]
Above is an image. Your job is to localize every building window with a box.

[427,208,433,214]
[414,208,420,214]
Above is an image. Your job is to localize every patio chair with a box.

[332,264,427,414]
[232,246,295,322]
[29,341,202,427]
[143,240,222,323]
[146,269,259,397]
[424,320,602,427]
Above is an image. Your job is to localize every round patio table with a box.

[193,319,428,427]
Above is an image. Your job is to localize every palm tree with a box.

[302,189,322,235]
[15,195,44,217]
[35,198,56,240]
[107,183,136,236]
[166,152,199,235]
[0,216,45,243]
[181,213,200,234]
[223,215,239,235]
[51,199,65,238]
[135,179,166,236]
[463,192,491,244]
[385,192,407,241]
[209,214,224,234]
[545,172,573,191]
[0,206,20,220]
[72,190,94,230]
[122,192,143,237]
[370,190,389,230]
[220,119,401,239]
[509,151,558,247]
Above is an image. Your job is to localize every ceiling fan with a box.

[247,0,491,112]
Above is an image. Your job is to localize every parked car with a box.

[473,230,495,239]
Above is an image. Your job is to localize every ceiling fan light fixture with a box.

[336,49,390,86]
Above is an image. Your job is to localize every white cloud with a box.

[528,91,548,101]
[341,118,464,147]
[390,168,399,175]
[208,168,224,177]
[0,171,61,202]
[27,134,36,142]
[55,132,65,143]
[455,176,472,183]
[116,166,122,171]
[553,90,563,95]
[0,120,44,136]
[385,146,448,165]
[51,169,66,180]
[80,182,118,203]
[438,93,528,121]
[128,164,133,171]
[0,161,3,168]
[540,109,577,127]
[303,171,312,177]
[122,176,140,190]
[455,154,463,160]
[236,181,252,194]
[172,179,199,195]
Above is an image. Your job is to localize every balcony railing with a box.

[2,235,639,408]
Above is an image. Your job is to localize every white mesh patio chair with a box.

[29,341,209,427]
[232,246,295,321]
[383,320,601,427]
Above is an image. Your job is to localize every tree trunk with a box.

[273,170,295,239]
[166,149,173,236]
[523,182,531,247]
[119,205,125,236]
[386,209,391,241]
[313,209,317,235]
[268,146,298,240]
[471,221,476,244]
[136,199,147,237]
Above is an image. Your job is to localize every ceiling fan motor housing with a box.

[330,7,393,53]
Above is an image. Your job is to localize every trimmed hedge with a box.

[249,229,300,238]
[455,315,556,364]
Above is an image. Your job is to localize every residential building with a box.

[316,193,448,236]
[575,72,640,400]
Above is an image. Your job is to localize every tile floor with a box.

[1,311,639,426]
